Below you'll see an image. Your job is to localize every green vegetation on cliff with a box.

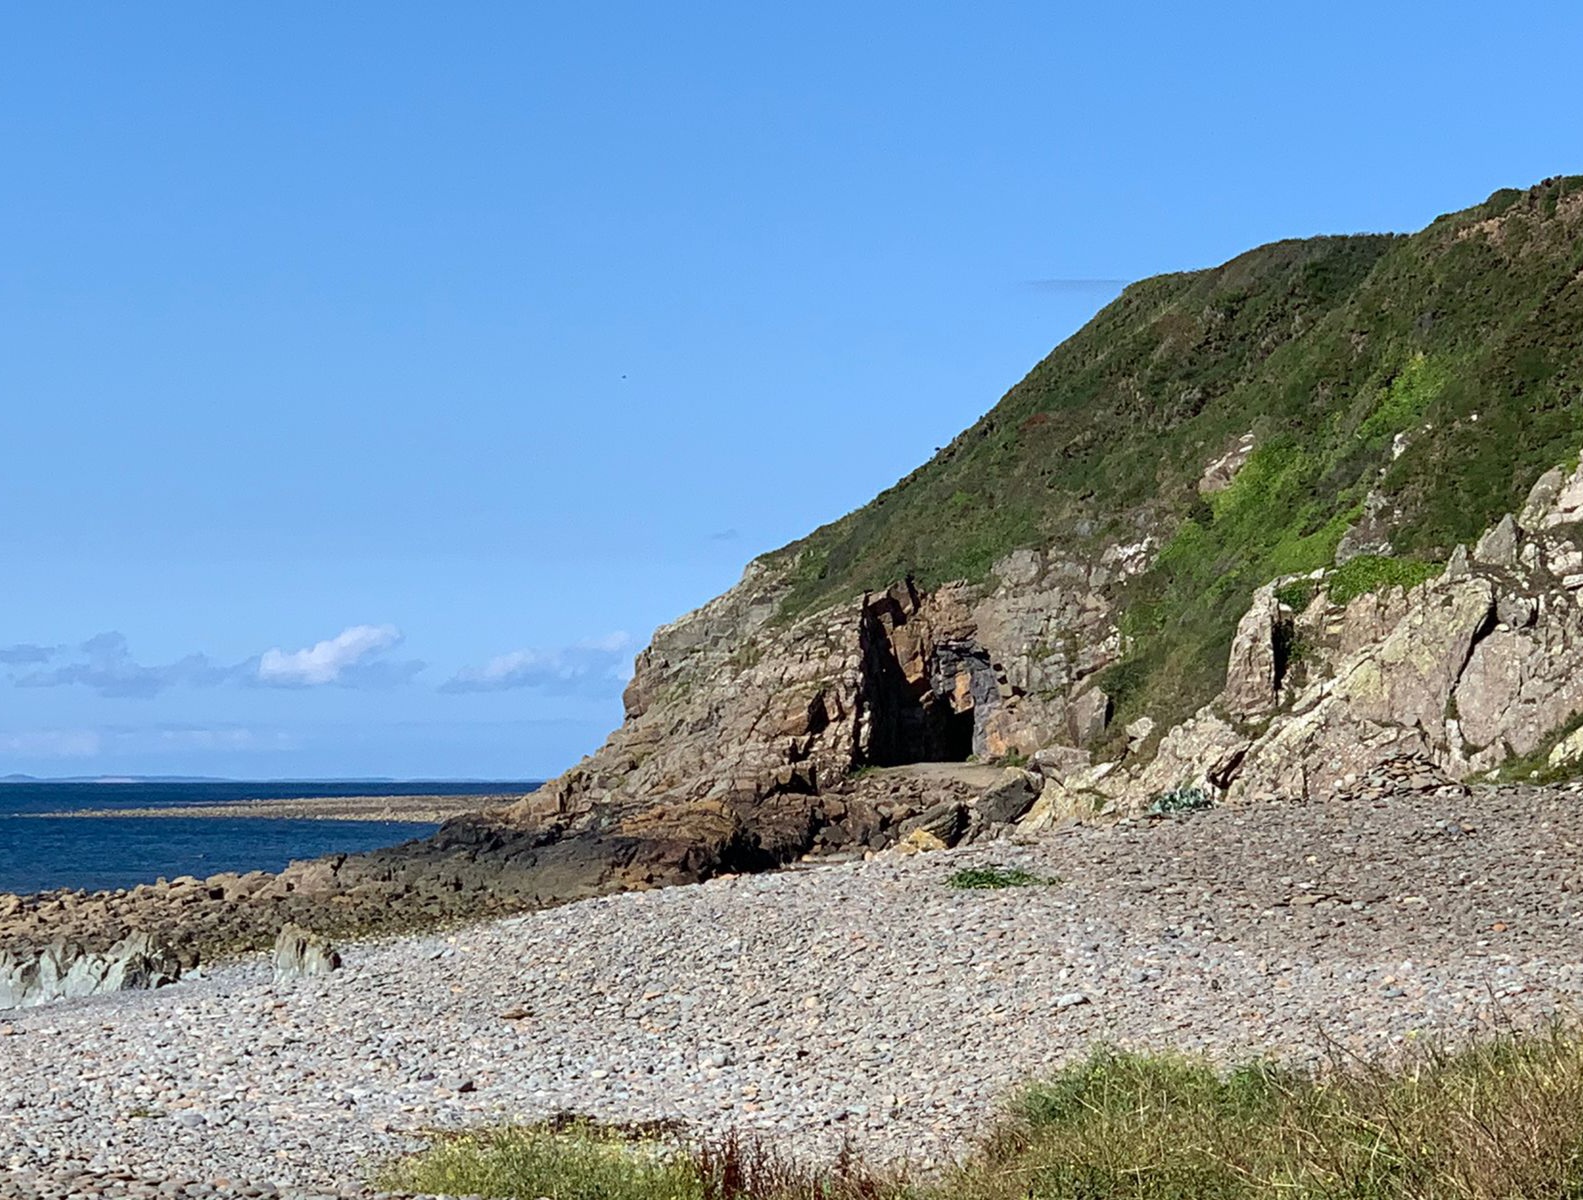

[766,176,1583,732]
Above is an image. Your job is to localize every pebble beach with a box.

[6,783,1583,1199]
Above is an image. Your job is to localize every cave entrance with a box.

[859,595,996,767]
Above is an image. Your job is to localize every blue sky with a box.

[2,3,1580,779]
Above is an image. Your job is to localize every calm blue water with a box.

[0,780,538,896]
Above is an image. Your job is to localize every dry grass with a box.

[379,1029,1583,1199]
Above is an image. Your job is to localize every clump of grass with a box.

[378,1119,897,1200]
[1273,577,1317,612]
[941,1032,1583,1199]
[1325,554,1440,606]
[946,865,1057,890]
[1493,711,1583,785]
[377,1120,700,1200]
[381,1029,1583,1200]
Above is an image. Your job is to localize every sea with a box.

[0,779,538,896]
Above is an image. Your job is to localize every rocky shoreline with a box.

[0,762,1034,989]
[5,779,1583,1197]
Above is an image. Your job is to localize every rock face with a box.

[1197,432,1255,495]
[504,453,1583,834]
[272,924,341,981]
[16,185,1583,1008]
[1113,457,1583,807]
[0,932,181,1010]
[1222,584,1292,718]
[506,546,1135,872]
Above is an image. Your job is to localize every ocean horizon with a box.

[0,778,539,896]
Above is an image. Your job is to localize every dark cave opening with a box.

[859,597,990,767]
[936,703,977,763]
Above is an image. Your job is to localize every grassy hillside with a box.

[766,176,1583,735]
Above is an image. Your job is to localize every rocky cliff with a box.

[502,175,1583,852]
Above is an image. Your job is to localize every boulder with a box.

[1452,617,1583,758]
[1520,467,1568,531]
[273,924,342,982]
[1124,716,1157,746]
[0,932,181,1010]
[967,768,1042,836]
[1198,432,1255,495]
[898,801,967,846]
[1068,687,1110,744]
[1123,710,1250,804]
[1336,490,1395,563]
[1339,577,1493,731]
[1019,779,1102,830]
[1550,727,1583,770]
[1030,744,1091,782]
[1497,593,1537,629]
[894,829,948,855]
[1541,463,1583,528]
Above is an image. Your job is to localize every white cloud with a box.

[442,632,636,695]
[257,624,421,688]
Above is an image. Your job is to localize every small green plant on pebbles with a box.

[1149,784,1211,814]
[947,865,1058,890]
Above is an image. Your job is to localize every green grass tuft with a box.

[377,1122,699,1200]
[1273,578,1318,612]
[378,1120,897,1200]
[946,865,1057,890]
[1326,554,1441,605]
[942,1032,1583,1199]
